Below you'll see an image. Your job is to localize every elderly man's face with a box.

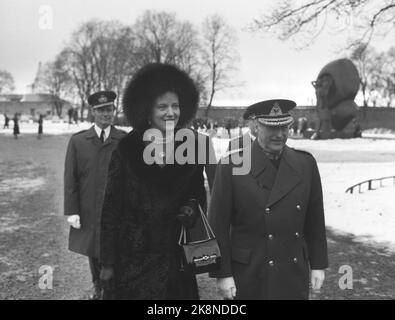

[255,120,289,153]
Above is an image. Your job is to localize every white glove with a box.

[311,269,325,291]
[67,215,81,229]
[217,277,237,300]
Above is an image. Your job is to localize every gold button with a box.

[296,205,301,211]
[269,260,274,266]
[265,208,270,214]
[293,257,298,263]
[268,234,274,240]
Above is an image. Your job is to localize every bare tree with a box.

[60,20,137,119]
[350,43,379,107]
[0,70,15,94]
[251,0,395,49]
[380,47,395,107]
[132,10,207,104]
[34,53,73,117]
[201,14,240,117]
[133,11,200,66]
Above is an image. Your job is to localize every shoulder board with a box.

[72,129,88,136]
[197,131,209,137]
[292,148,313,157]
[222,147,245,159]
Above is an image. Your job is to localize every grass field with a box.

[0,131,394,300]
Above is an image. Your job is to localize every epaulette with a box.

[197,131,209,137]
[222,147,245,159]
[292,148,313,157]
[72,129,88,136]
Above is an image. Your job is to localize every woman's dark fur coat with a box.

[100,130,208,299]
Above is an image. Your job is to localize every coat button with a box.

[265,207,271,214]
[293,257,298,263]
[268,234,274,240]
[269,260,274,266]
[296,204,301,211]
[295,232,300,239]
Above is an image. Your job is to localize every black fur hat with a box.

[122,63,199,132]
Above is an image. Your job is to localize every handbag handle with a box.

[178,200,215,246]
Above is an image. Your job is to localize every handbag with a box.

[178,202,221,274]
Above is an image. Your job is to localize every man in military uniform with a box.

[209,99,328,300]
[64,91,126,299]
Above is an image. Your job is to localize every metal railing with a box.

[346,176,395,194]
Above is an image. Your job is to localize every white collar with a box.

[94,124,111,141]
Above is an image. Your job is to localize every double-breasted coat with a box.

[99,130,216,299]
[208,140,328,300]
[64,125,126,258]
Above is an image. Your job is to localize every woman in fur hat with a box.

[99,63,216,300]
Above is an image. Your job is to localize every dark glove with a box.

[100,265,114,282]
[177,199,199,228]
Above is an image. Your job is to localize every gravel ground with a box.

[0,133,394,300]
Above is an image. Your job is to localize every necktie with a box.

[100,129,105,143]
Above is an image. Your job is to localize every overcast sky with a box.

[0,0,390,106]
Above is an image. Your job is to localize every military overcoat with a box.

[208,140,328,300]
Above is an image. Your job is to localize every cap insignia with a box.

[98,95,108,103]
[269,102,282,116]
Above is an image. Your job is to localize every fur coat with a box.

[100,129,209,299]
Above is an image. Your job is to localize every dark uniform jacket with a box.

[64,125,126,258]
[208,140,328,300]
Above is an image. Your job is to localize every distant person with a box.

[297,117,308,136]
[73,109,79,126]
[37,114,44,139]
[64,90,126,300]
[3,113,10,129]
[352,119,362,138]
[67,108,74,128]
[227,104,256,152]
[225,119,232,138]
[13,113,20,139]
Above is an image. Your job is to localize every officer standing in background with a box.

[64,91,126,299]
[209,99,328,300]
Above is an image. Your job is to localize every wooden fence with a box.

[346,176,395,194]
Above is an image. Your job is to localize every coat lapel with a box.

[85,126,101,146]
[102,126,123,146]
[250,140,277,190]
[266,146,301,207]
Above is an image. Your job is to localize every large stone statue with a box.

[311,58,360,139]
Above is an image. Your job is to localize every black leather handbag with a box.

[178,203,221,274]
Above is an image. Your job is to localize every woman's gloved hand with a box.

[177,199,199,228]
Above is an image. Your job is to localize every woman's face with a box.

[150,91,180,132]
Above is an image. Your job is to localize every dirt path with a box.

[0,134,394,299]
